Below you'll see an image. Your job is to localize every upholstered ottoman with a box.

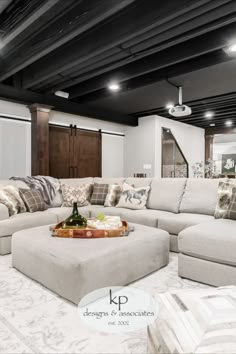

[12,223,169,304]
[148,286,236,354]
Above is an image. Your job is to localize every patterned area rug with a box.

[0,253,210,354]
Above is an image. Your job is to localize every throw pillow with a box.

[61,184,92,207]
[104,184,123,207]
[90,183,109,205]
[215,180,236,220]
[116,183,150,210]
[0,185,27,216]
[20,189,48,212]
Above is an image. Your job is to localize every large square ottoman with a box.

[147,286,236,354]
[12,223,169,304]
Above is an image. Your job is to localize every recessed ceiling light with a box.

[108,83,120,91]
[205,111,214,119]
[228,44,236,52]
[225,120,233,126]
[166,103,174,109]
[210,123,215,127]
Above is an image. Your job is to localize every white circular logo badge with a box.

[78,286,158,333]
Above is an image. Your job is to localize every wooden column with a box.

[29,104,53,176]
[205,135,214,162]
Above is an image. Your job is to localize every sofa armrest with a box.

[0,203,9,220]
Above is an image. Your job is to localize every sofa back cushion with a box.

[94,177,124,185]
[147,178,187,213]
[125,177,152,188]
[180,178,219,215]
[0,180,30,189]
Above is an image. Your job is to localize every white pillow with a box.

[116,183,150,210]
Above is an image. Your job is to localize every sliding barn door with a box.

[49,126,73,178]
[73,129,101,178]
[49,126,102,178]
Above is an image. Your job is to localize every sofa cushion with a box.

[179,219,236,266]
[0,203,9,220]
[0,180,30,189]
[147,178,186,213]
[158,213,214,235]
[180,178,219,215]
[0,211,58,237]
[93,177,124,185]
[118,209,174,228]
[125,177,152,187]
[59,178,94,186]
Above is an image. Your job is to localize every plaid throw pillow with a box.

[90,183,109,205]
[20,189,47,212]
[215,180,236,220]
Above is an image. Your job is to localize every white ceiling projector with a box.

[169,86,192,117]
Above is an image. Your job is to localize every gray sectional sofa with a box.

[0,176,235,287]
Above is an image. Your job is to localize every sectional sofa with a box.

[0,176,235,287]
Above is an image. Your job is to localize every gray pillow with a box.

[104,184,123,207]
[20,189,47,213]
[116,183,150,210]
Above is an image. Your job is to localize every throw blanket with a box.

[10,176,60,206]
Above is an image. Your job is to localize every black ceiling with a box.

[1,0,236,128]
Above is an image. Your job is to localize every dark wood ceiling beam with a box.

[0,83,137,126]
[73,50,232,104]
[205,126,236,134]
[38,1,236,95]
[0,0,136,82]
[22,0,198,89]
[68,22,236,99]
[35,0,228,93]
[1,0,80,58]
[123,0,231,48]
[0,0,60,51]
[124,1,235,53]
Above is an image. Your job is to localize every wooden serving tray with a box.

[52,220,129,238]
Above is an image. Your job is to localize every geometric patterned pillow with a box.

[0,185,27,216]
[104,184,123,207]
[90,183,109,205]
[214,180,236,220]
[20,189,47,213]
[61,184,92,207]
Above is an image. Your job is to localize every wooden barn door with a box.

[49,125,101,178]
[73,129,101,178]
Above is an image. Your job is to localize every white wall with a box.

[0,99,125,178]
[124,116,156,177]
[124,115,205,178]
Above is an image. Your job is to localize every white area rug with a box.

[0,253,210,354]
